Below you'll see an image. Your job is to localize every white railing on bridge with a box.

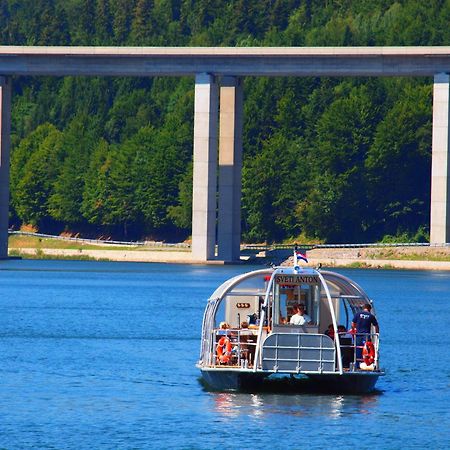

[8,231,190,248]
[9,230,447,251]
[240,242,447,251]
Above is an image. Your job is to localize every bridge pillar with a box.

[0,77,11,259]
[217,77,243,262]
[192,74,219,261]
[430,73,450,244]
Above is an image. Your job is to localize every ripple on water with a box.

[0,261,449,449]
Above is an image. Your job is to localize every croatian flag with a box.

[296,251,308,263]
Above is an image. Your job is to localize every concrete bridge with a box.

[0,46,449,261]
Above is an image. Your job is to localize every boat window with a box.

[273,282,320,325]
[338,297,350,329]
[215,298,227,328]
[226,273,268,297]
[214,273,269,328]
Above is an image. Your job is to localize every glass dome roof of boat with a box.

[209,269,271,300]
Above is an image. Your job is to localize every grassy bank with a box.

[8,235,450,268]
[8,235,190,252]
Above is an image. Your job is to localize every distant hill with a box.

[3,0,449,243]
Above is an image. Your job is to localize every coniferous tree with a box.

[130,0,155,45]
[48,115,101,226]
[13,125,64,227]
[111,0,135,44]
[95,0,113,45]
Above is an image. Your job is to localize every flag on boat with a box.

[296,251,308,263]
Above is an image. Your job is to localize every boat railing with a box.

[337,332,380,371]
[260,332,336,373]
[208,328,259,368]
[205,329,381,372]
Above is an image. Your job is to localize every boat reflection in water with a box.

[212,391,379,420]
[197,249,385,394]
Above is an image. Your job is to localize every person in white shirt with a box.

[289,305,312,325]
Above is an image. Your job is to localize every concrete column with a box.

[430,73,450,244]
[191,73,219,261]
[217,77,243,261]
[0,77,11,259]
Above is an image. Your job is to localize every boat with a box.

[197,249,385,394]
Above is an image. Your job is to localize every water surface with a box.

[0,260,449,449]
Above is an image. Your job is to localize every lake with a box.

[0,260,449,449]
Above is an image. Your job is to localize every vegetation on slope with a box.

[3,0,450,243]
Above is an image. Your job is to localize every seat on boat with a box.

[339,336,353,368]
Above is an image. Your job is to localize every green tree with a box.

[81,139,113,226]
[99,141,143,237]
[299,84,377,242]
[242,133,301,242]
[130,0,155,44]
[105,89,156,143]
[95,0,113,45]
[366,84,432,237]
[10,123,60,201]
[111,0,135,43]
[167,162,193,230]
[12,125,64,227]
[48,115,101,226]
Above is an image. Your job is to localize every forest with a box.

[2,0,450,243]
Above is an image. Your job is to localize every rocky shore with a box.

[282,246,450,271]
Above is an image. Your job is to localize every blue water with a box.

[0,260,449,449]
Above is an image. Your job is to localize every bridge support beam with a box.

[0,77,11,259]
[217,77,243,262]
[430,73,450,244]
[192,74,219,261]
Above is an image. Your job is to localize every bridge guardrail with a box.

[240,242,446,251]
[9,230,446,250]
[8,231,191,248]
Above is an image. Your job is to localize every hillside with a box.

[3,0,450,243]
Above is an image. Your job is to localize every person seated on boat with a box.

[240,321,256,366]
[237,321,250,359]
[289,305,312,326]
[217,321,231,336]
[337,325,352,338]
[325,323,335,339]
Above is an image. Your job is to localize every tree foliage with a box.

[6,0,448,242]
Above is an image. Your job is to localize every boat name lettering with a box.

[236,302,251,308]
[275,275,319,285]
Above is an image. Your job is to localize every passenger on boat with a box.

[289,305,312,325]
[351,304,379,336]
[338,325,352,337]
[247,312,258,325]
[238,321,255,366]
[325,323,335,339]
[217,322,231,335]
[337,325,353,369]
[351,304,379,367]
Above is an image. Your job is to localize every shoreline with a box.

[7,246,450,270]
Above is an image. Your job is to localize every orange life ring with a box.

[216,336,232,364]
[362,341,376,365]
